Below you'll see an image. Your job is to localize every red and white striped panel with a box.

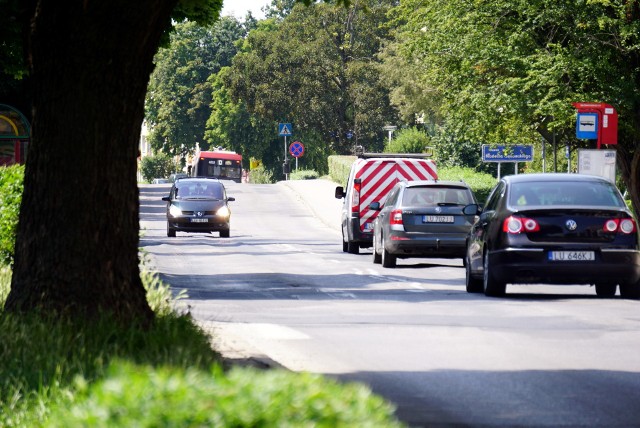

[355,159,437,232]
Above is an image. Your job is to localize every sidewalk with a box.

[278,178,343,233]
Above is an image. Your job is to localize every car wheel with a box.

[347,240,359,254]
[465,253,483,293]
[619,283,640,300]
[483,251,505,297]
[381,237,396,268]
[595,283,617,298]
[167,222,176,238]
[219,229,230,238]
[372,234,382,264]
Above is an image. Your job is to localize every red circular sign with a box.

[289,141,304,158]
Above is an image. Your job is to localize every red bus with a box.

[191,149,243,183]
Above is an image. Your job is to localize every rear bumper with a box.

[386,233,467,258]
[489,247,640,285]
[348,217,373,246]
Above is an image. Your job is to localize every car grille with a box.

[181,211,216,215]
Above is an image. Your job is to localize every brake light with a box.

[603,218,636,234]
[351,179,361,213]
[503,216,539,234]
[390,209,403,225]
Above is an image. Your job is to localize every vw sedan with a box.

[162,177,235,238]
[465,173,640,298]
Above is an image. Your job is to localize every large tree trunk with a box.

[5,1,177,323]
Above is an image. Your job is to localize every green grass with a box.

[0,262,403,427]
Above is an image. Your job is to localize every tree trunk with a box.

[5,1,177,323]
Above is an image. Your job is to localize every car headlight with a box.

[169,204,183,217]
[217,206,230,218]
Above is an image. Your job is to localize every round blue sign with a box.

[289,141,304,158]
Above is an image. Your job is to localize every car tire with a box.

[465,253,483,293]
[347,240,359,254]
[372,235,382,264]
[342,237,348,253]
[167,222,176,238]
[595,283,617,298]
[619,283,640,299]
[220,229,230,238]
[381,238,396,268]
[483,251,505,297]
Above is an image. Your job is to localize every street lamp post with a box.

[382,125,397,146]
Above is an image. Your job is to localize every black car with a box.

[162,177,235,237]
[370,180,478,267]
[465,173,640,298]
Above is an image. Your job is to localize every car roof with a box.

[175,177,223,185]
[402,180,471,188]
[502,173,611,184]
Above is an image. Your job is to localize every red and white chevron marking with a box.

[354,158,437,232]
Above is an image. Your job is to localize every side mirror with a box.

[162,196,171,202]
[335,186,345,199]
[369,201,381,211]
[227,197,236,202]
[462,203,481,215]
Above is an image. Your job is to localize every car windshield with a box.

[175,181,223,199]
[509,180,625,208]
[402,186,473,206]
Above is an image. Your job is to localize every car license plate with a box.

[364,222,374,230]
[190,218,208,223]
[423,215,454,223]
[548,251,595,261]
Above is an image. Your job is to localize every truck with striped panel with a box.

[335,153,437,254]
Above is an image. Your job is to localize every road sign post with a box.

[279,123,293,179]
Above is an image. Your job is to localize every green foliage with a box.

[139,153,179,183]
[223,1,398,155]
[248,165,274,183]
[328,155,356,186]
[0,165,24,266]
[437,166,496,204]
[46,362,403,427]
[0,266,9,307]
[289,169,319,180]
[146,18,248,158]
[385,127,431,154]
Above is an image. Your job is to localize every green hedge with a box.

[289,169,319,180]
[328,155,356,186]
[0,165,24,266]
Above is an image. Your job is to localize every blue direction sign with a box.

[289,141,304,158]
[482,145,534,162]
[278,123,293,136]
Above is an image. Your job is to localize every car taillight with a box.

[604,218,636,234]
[502,216,539,234]
[351,179,361,213]
[390,209,403,225]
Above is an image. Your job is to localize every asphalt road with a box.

[140,179,640,427]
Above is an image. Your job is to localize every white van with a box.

[335,152,437,254]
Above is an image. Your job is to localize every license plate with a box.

[190,218,209,223]
[423,215,454,223]
[364,222,374,230]
[548,251,595,261]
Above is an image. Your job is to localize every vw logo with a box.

[565,219,577,231]
[434,207,442,213]
[196,211,204,217]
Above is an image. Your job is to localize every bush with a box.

[385,127,431,154]
[248,165,274,184]
[289,169,319,180]
[46,362,403,427]
[438,166,496,203]
[328,155,356,186]
[0,165,24,266]
[140,154,179,183]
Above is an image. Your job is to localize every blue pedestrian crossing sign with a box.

[278,123,293,136]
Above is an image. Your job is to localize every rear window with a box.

[509,180,625,208]
[402,186,473,206]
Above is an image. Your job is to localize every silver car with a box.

[370,180,478,267]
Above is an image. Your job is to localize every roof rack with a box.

[354,145,434,159]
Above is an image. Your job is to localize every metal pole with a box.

[284,136,288,180]
[542,137,546,173]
